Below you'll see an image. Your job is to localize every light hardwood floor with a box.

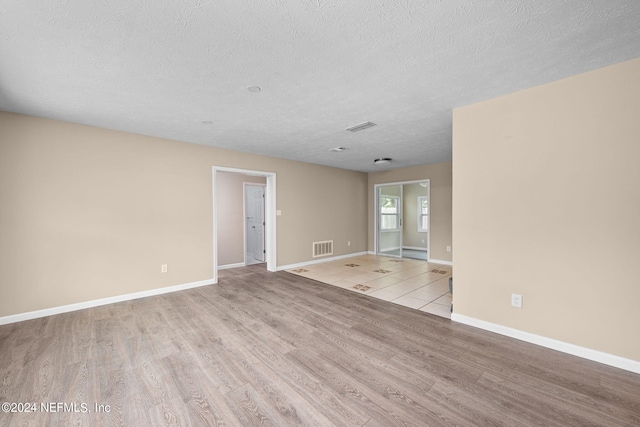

[1,265,639,426]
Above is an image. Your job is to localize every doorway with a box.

[244,183,265,265]
[213,166,277,283]
[375,179,430,261]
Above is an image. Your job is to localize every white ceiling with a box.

[1,1,639,172]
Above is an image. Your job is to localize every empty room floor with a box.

[286,254,453,319]
[2,265,639,426]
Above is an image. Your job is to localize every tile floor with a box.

[286,254,453,319]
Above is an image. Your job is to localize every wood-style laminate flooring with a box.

[1,265,639,426]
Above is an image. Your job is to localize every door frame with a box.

[374,179,430,260]
[213,166,277,283]
[243,182,266,265]
[376,184,404,258]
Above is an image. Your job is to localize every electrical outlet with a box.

[446,245,451,252]
[161,264,168,273]
[347,241,351,246]
[511,293,522,308]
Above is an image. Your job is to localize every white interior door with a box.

[377,184,403,258]
[245,184,265,264]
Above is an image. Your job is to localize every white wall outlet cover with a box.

[511,293,523,308]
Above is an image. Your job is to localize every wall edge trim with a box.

[218,262,246,270]
[277,252,368,271]
[0,278,215,326]
[429,258,453,266]
[451,313,640,374]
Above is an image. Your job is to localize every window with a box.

[418,196,428,232]
[380,195,399,230]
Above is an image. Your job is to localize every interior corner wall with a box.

[452,57,640,361]
[368,162,452,262]
[0,113,368,317]
[217,172,265,266]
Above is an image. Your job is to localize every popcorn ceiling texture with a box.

[0,0,639,172]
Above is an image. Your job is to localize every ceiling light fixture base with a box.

[374,158,392,165]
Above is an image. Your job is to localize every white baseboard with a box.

[428,258,453,266]
[218,262,245,270]
[0,278,215,326]
[366,251,453,265]
[403,246,427,251]
[278,252,368,271]
[451,313,640,374]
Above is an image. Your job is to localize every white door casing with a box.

[213,166,277,283]
[377,184,403,258]
[374,179,430,261]
[245,184,265,264]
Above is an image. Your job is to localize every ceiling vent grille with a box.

[346,121,377,132]
[313,240,333,258]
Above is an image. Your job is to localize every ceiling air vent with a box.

[346,121,377,132]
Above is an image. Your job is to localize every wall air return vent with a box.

[313,240,334,258]
[346,121,377,132]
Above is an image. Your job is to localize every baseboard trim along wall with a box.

[365,251,453,266]
[452,313,640,375]
[403,246,428,251]
[277,252,369,271]
[428,259,453,266]
[218,262,245,270]
[0,278,215,326]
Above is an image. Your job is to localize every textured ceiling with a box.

[1,1,639,172]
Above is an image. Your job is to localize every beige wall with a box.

[453,58,640,361]
[217,172,265,266]
[0,113,368,317]
[368,162,452,262]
